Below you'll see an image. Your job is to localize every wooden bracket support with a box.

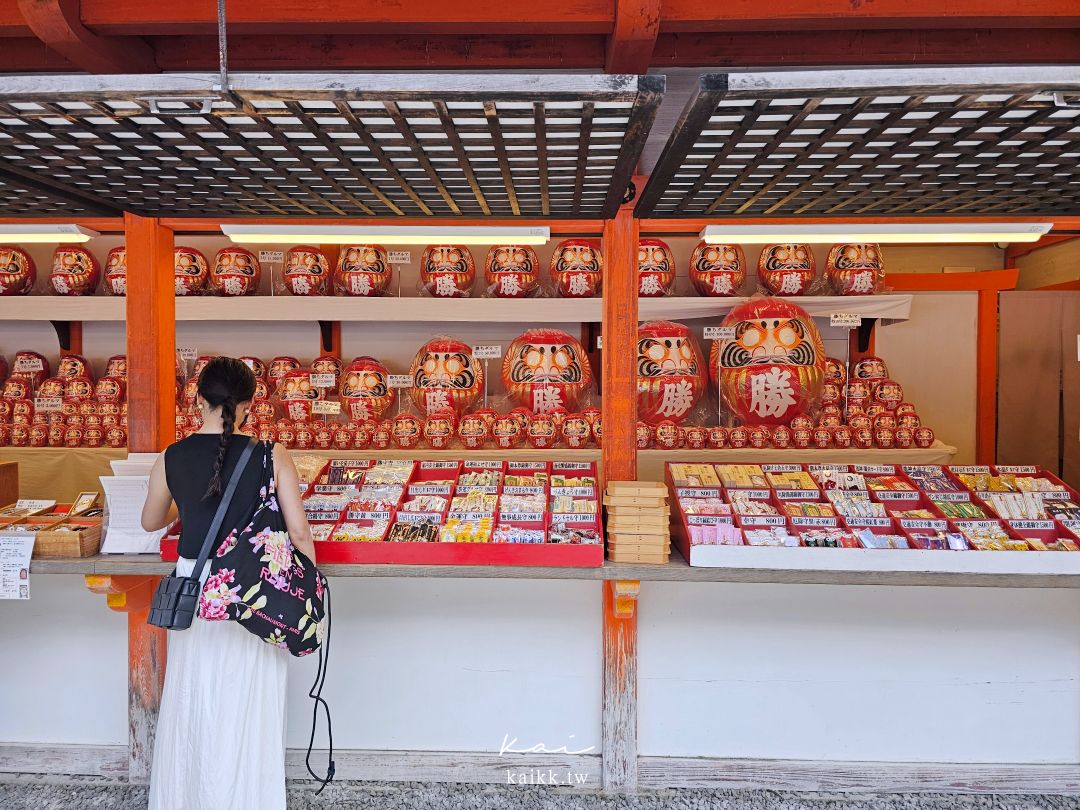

[18,0,158,73]
[610,580,641,619]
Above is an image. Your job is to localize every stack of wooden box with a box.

[603,480,670,564]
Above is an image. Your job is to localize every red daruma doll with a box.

[339,356,395,421]
[485,245,539,298]
[0,246,35,296]
[550,239,602,298]
[211,247,261,296]
[421,245,475,298]
[689,242,745,297]
[636,320,705,425]
[826,243,884,296]
[334,244,392,297]
[283,245,330,296]
[51,246,100,296]
[173,246,210,296]
[409,337,483,416]
[502,328,593,414]
[758,243,815,296]
[637,238,675,297]
[103,247,126,295]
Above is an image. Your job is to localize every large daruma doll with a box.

[421,245,475,298]
[174,246,210,296]
[503,328,592,414]
[211,247,261,296]
[826,243,884,296]
[284,245,330,296]
[711,297,825,425]
[550,239,602,298]
[637,238,675,297]
[758,243,815,296]
[334,244,392,297]
[485,245,539,298]
[409,337,483,415]
[339,356,395,421]
[689,242,745,297]
[0,246,35,296]
[51,247,100,296]
[103,247,127,295]
[637,320,705,425]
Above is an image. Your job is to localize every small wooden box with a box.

[32,519,103,558]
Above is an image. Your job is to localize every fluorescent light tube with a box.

[221,225,551,245]
[0,224,100,243]
[699,222,1052,245]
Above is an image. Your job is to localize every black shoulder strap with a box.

[188,437,257,582]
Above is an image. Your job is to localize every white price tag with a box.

[704,326,736,340]
[473,345,503,360]
[830,313,863,329]
[388,251,411,264]
[15,499,55,513]
[177,347,198,361]
[33,397,62,412]
[309,373,336,388]
[596,335,602,350]
[258,251,285,263]
[13,357,43,373]
[388,374,412,389]
[311,400,341,415]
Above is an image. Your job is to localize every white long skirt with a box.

[148,556,288,810]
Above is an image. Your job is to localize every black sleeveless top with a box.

[164,434,265,559]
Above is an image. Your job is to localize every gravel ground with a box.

[1,776,1079,810]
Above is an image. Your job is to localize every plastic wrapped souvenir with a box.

[550,239,602,298]
[240,356,266,380]
[653,420,680,450]
[0,246,35,296]
[492,414,522,449]
[51,247,100,296]
[409,337,483,415]
[211,247,261,296]
[758,244,815,296]
[278,369,324,403]
[637,238,675,297]
[105,355,127,379]
[57,354,91,380]
[502,328,592,414]
[63,376,94,402]
[311,355,343,389]
[707,426,728,449]
[173,246,210,296]
[11,351,49,388]
[102,247,127,295]
[458,413,489,449]
[636,320,705,425]
[561,413,591,449]
[283,245,330,296]
[339,356,395,421]
[824,357,847,386]
[851,356,889,382]
[334,245,391,297]
[424,409,457,450]
[526,412,558,449]
[689,242,745,297]
[826,243,884,296]
[37,377,65,399]
[95,376,125,403]
[711,297,826,425]
[873,379,904,411]
[420,245,475,298]
[635,421,654,450]
[392,412,423,450]
[485,245,539,298]
[268,356,301,389]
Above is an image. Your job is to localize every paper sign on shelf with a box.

[33,397,62,412]
[388,375,412,389]
[309,373,336,388]
[388,251,411,264]
[100,476,166,554]
[0,534,34,600]
[830,313,862,329]
[596,335,602,350]
[311,400,342,415]
[258,250,285,263]
[15,499,55,513]
[177,347,198,361]
[704,326,735,340]
[473,345,503,360]
[13,357,43,373]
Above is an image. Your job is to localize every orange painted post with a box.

[124,213,175,453]
[600,201,639,793]
[976,289,998,465]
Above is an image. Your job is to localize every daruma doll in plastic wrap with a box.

[339,356,395,421]
[711,297,826,425]
[409,337,483,416]
[502,328,592,414]
[550,239,602,298]
[637,320,705,425]
[637,238,675,297]
[0,246,35,296]
[211,247,261,296]
[103,247,126,295]
[485,245,539,298]
[334,244,392,297]
[284,245,330,296]
[826,243,884,296]
[279,369,323,403]
[758,243,815,296]
[173,246,209,296]
[421,245,475,298]
[689,242,745,297]
[51,246,100,296]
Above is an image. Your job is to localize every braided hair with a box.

[198,356,257,500]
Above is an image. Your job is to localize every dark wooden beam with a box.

[0,162,126,216]
[18,0,157,72]
[605,0,660,74]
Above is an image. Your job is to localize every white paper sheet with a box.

[0,533,34,599]
[100,475,165,554]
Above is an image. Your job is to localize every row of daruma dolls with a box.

[0,240,883,299]
[0,352,128,448]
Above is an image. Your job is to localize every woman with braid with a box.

[141,356,315,810]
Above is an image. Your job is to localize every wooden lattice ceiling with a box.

[636,67,1080,218]
[0,73,664,219]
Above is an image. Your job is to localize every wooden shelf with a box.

[639,443,957,465]
[290,448,601,462]
[0,297,125,321]
[30,552,1080,588]
[637,294,913,322]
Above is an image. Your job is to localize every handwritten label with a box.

[507,461,546,471]
[845,517,892,528]
[899,519,948,531]
[687,515,734,526]
[790,516,839,527]
[408,484,452,496]
[456,485,499,495]
[932,492,971,503]
[312,484,354,494]
[728,488,771,500]
[388,251,411,264]
[176,347,198,361]
[346,510,392,522]
[258,250,285,263]
[310,373,336,388]
[738,515,786,527]
[949,465,991,475]
[500,512,544,523]
[449,512,493,522]
[305,511,342,522]
[396,511,441,524]
[553,462,593,471]
[310,400,341,415]
[15,499,55,513]
[388,374,411,389]
[1062,520,1080,533]
[808,464,850,473]
[762,464,802,473]
[13,357,43,373]
[873,490,920,501]
[704,326,736,341]
[422,461,460,470]
[502,485,545,496]
[995,465,1037,474]
[830,313,862,329]
[1008,520,1055,531]
[464,460,503,470]
[676,487,722,498]
[33,397,62,412]
[473,345,503,360]
[855,464,895,475]
[775,489,819,500]
[551,486,595,498]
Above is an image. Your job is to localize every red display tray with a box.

[160,537,603,567]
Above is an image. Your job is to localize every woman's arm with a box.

[273,443,316,562]
[141,453,178,532]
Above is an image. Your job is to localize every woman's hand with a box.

[141,452,178,532]
[272,443,316,562]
